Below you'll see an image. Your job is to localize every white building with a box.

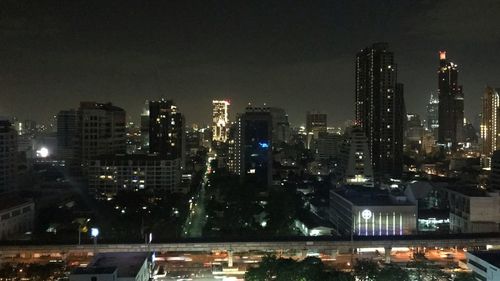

[437,185,500,233]
[466,251,500,281]
[88,154,182,199]
[0,196,34,240]
[328,186,417,237]
[70,252,150,281]
[341,126,374,187]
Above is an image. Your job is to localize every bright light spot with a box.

[90,228,99,237]
[36,147,50,158]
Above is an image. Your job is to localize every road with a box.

[182,156,211,238]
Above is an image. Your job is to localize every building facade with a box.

[437,185,500,233]
[437,51,464,147]
[340,126,374,187]
[0,196,34,240]
[0,119,18,192]
[88,155,182,199]
[76,102,127,166]
[426,92,439,135]
[355,43,404,179]
[212,100,230,143]
[148,99,185,165]
[329,187,417,236]
[466,251,500,281]
[481,87,500,168]
[230,107,273,187]
[56,109,77,161]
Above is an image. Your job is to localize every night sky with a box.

[1,0,500,127]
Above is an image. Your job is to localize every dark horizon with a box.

[1,0,500,126]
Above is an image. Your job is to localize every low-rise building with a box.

[328,186,417,236]
[88,154,182,199]
[466,251,500,281]
[437,185,500,233]
[0,195,35,240]
[70,252,150,281]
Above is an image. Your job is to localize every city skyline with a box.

[1,1,500,126]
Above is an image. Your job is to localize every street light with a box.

[91,227,99,254]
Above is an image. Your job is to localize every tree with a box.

[376,265,410,281]
[353,259,379,281]
[453,272,475,281]
[407,261,450,281]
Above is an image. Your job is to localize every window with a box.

[469,259,487,272]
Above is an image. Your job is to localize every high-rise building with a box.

[0,119,18,192]
[426,92,439,135]
[269,107,290,145]
[306,111,327,136]
[355,42,404,179]
[148,99,185,164]
[437,51,464,147]
[481,87,500,168]
[212,100,230,143]
[230,106,273,187]
[76,102,127,166]
[140,100,150,150]
[56,109,77,160]
[405,113,424,151]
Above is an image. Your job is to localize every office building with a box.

[76,102,127,166]
[405,113,424,151]
[270,107,290,145]
[305,111,327,148]
[212,100,230,143]
[355,42,404,179]
[340,126,374,187]
[0,119,18,192]
[0,195,34,240]
[88,154,182,199]
[426,92,439,135]
[466,251,500,281]
[230,106,273,187]
[437,51,464,147]
[328,186,417,236]
[481,87,500,168]
[315,132,342,161]
[70,252,150,281]
[148,99,185,165]
[140,100,150,150]
[56,109,77,160]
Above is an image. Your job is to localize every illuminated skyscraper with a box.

[481,87,500,168]
[426,92,439,135]
[355,42,404,179]
[148,99,185,164]
[437,51,464,147]
[212,100,230,142]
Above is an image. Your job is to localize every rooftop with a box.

[470,251,500,268]
[442,184,492,197]
[72,266,117,275]
[334,185,413,206]
[0,193,33,212]
[90,252,149,278]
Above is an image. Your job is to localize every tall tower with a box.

[426,92,439,135]
[355,42,404,179]
[437,51,464,147]
[0,119,18,192]
[212,100,230,143]
[481,87,500,168]
[148,99,185,163]
[232,106,273,187]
